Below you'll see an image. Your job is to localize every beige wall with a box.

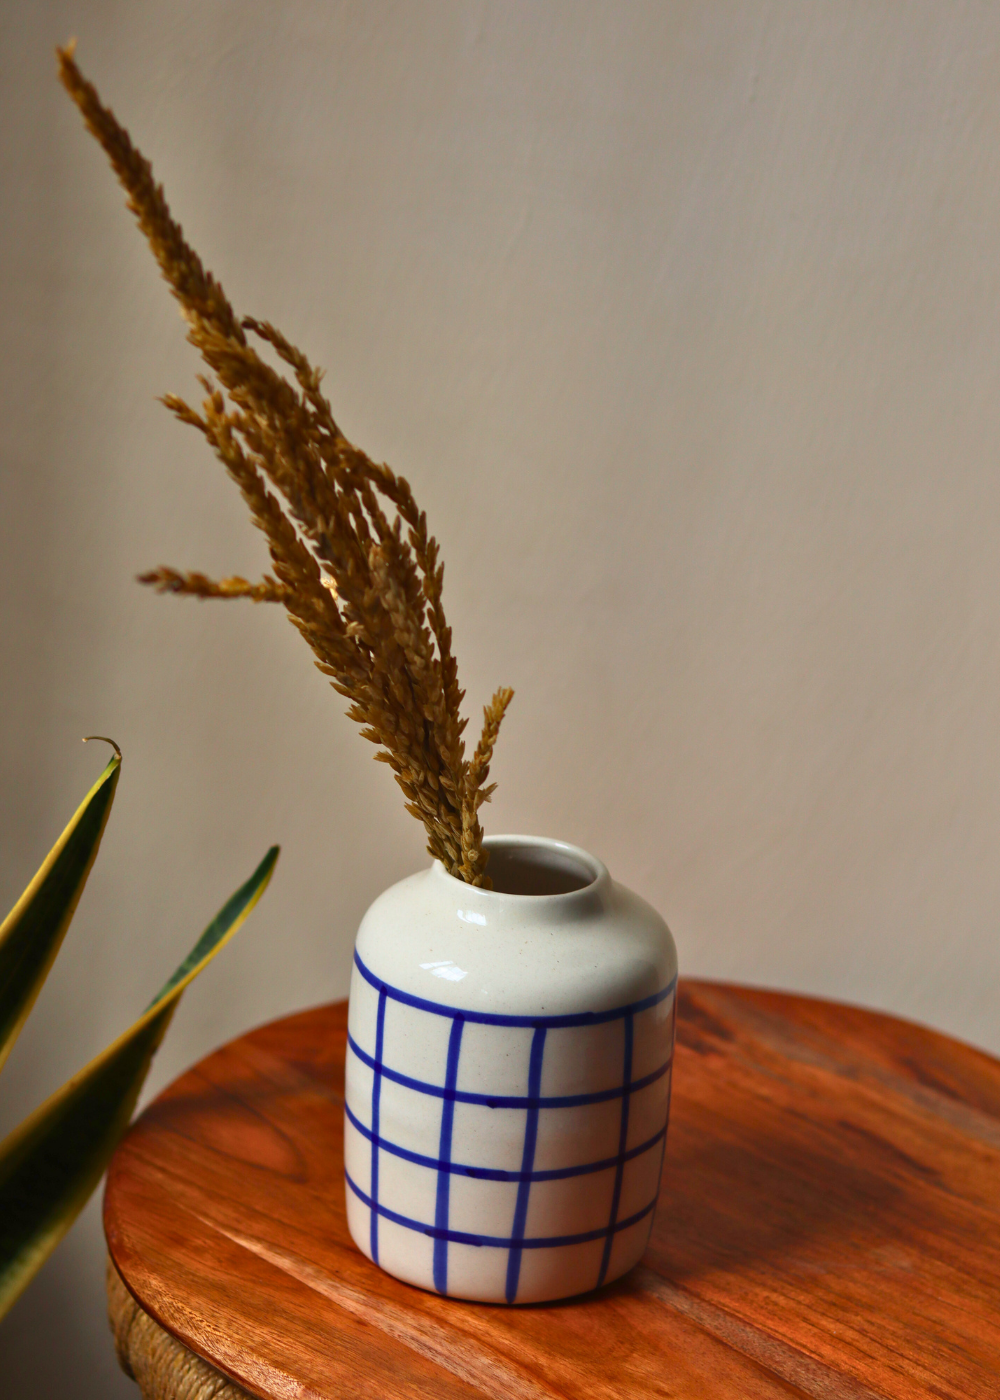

[2,2,1000,1392]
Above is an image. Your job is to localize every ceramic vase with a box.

[344,835,677,1304]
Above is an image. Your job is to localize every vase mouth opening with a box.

[472,836,605,897]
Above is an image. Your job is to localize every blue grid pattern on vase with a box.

[346,949,676,1302]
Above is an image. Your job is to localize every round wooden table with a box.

[104,981,1000,1399]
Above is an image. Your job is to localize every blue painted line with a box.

[597,1012,633,1287]
[343,1101,667,1182]
[354,949,675,1027]
[649,1002,676,1237]
[433,1016,465,1293]
[369,987,387,1264]
[345,1169,658,1251]
[505,1026,547,1303]
[347,1032,671,1108]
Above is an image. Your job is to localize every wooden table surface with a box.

[104,981,1000,1399]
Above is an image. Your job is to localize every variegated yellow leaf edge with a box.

[0,843,279,1319]
[0,744,121,1075]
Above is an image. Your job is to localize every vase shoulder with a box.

[354,846,676,1021]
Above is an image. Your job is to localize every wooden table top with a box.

[104,981,1000,1400]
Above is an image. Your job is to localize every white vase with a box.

[343,835,677,1304]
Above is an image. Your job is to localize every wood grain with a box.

[104,981,1000,1399]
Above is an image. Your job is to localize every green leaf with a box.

[0,743,121,1075]
[0,844,278,1320]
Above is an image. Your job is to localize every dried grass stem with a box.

[58,42,511,885]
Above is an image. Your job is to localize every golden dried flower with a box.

[58,42,511,886]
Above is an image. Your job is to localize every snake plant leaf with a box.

[0,745,121,1075]
[0,844,278,1320]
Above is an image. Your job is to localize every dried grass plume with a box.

[58,41,512,887]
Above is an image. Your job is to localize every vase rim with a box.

[432,834,609,900]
